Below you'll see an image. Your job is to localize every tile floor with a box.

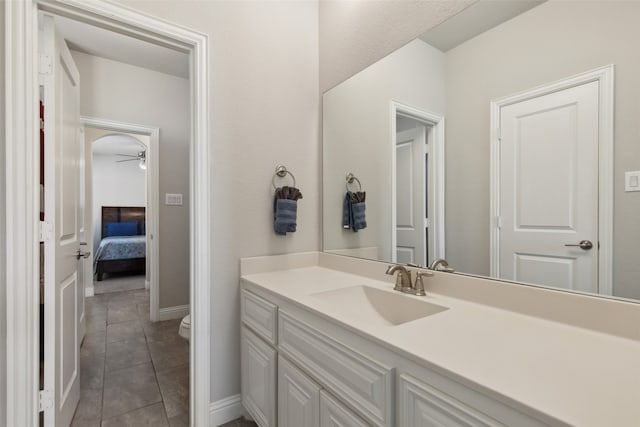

[219,418,258,427]
[72,281,189,426]
[73,274,257,427]
[94,272,147,294]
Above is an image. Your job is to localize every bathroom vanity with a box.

[240,252,640,427]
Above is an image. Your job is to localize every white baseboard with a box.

[157,304,189,321]
[209,394,247,426]
[85,286,94,297]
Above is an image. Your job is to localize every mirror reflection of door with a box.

[494,79,601,293]
[395,116,428,266]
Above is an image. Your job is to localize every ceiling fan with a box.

[116,151,146,170]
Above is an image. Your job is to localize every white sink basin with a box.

[311,285,448,327]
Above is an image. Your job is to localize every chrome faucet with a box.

[385,264,412,292]
[428,258,454,272]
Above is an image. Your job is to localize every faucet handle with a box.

[413,271,433,296]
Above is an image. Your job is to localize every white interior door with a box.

[395,127,427,266]
[41,14,83,427]
[498,80,599,292]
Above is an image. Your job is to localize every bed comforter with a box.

[94,235,146,270]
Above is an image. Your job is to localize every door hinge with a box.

[39,54,52,75]
[496,127,502,141]
[39,389,53,412]
[40,221,53,242]
[424,218,431,228]
[496,216,503,229]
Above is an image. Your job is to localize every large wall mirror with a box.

[323,0,640,301]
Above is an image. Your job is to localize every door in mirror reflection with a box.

[494,80,600,293]
[395,124,427,265]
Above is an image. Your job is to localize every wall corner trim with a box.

[209,394,246,427]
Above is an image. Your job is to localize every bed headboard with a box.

[101,206,146,239]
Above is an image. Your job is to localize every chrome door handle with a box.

[564,240,593,250]
[76,249,91,259]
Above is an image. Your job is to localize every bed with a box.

[94,206,146,281]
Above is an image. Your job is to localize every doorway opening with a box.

[38,10,191,425]
[6,2,211,425]
[82,118,161,322]
[90,133,148,293]
[391,101,445,267]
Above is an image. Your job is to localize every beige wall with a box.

[72,51,191,309]
[114,0,320,404]
[445,1,640,299]
[319,0,474,92]
[323,39,446,261]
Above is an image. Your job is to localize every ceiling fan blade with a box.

[116,158,139,163]
[115,153,139,157]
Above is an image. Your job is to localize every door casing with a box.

[4,1,211,426]
[489,65,614,295]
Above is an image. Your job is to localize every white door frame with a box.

[4,1,211,426]
[82,117,161,321]
[489,65,614,295]
[390,100,445,264]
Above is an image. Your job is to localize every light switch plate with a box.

[625,171,640,192]
[165,193,183,205]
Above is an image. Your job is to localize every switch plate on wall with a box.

[625,171,640,192]
[165,193,183,205]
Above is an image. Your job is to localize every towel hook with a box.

[345,172,362,192]
[272,165,296,190]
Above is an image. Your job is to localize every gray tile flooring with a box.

[72,285,190,426]
[218,417,258,427]
[94,272,147,295]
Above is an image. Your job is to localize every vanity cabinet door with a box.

[241,327,276,427]
[399,374,506,427]
[320,391,369,427]
[278,355,321,427]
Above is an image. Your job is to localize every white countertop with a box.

[242,265,640,427]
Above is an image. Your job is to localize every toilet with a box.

[179,314,190,340]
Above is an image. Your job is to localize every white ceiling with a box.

[53,14,189,79]
[419,0,546,52]
[92,134,145,156]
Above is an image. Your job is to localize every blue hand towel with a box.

[351,202,367,231]
[274,198,298,235]
[343,191,367,232]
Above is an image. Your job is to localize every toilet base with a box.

[179,314,190,340]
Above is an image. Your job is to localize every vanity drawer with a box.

[399,374,506,427]
[241,290,277,345]
[278,311,394,427]
[320,390,369,427]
